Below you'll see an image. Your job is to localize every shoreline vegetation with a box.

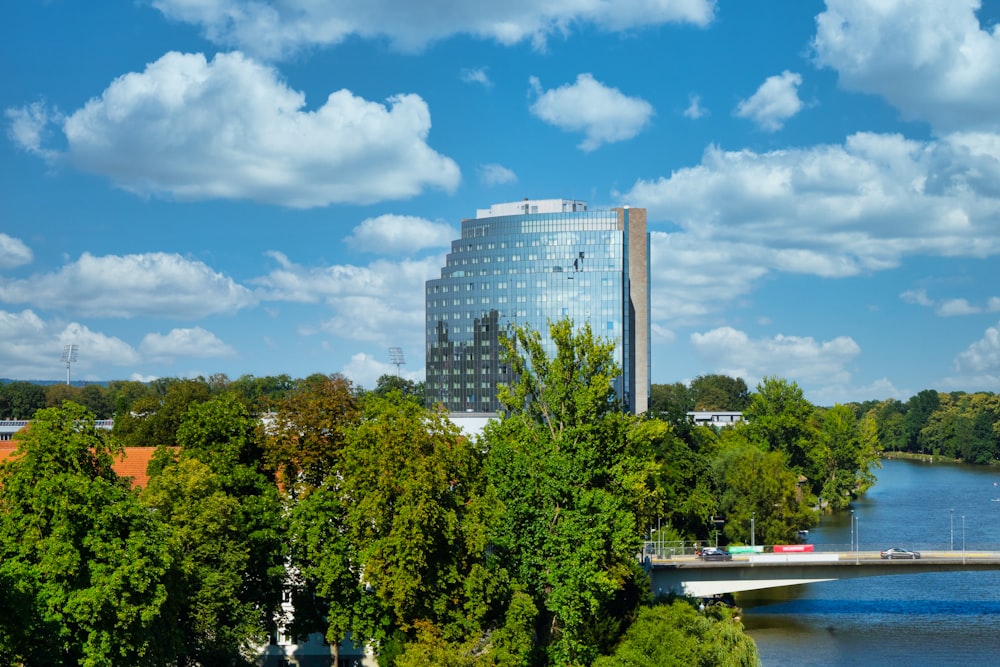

[881,450,1000,466]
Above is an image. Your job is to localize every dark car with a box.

[880,547,921,559]
[699,547,733,561]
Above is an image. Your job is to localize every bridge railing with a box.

[641,539,1000,560]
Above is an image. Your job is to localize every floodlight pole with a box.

[388,347,405,377]
[61,344,79,385]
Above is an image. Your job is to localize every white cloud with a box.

[9,51,460,208]
[936,298,981,316]
[734,70,803,132]
[461,67,492,88]
[152,0,716,59]
[479,163,518,186]
[900,288,999,316]
[624,131,1000,345]
[0,310,140,380]
[0,310,49,376]
[345,215,457,255]
[901,288,934,307]
[624,132,1000,296]
[813,0,1000,133]
[140,327,237,359]
[810,376,910,406]
[0,234,33,269]
[529,73,654,151]
[690,326,861,388]
[341,351,424,390]
[0,252,256,318]
[5,102,58,158]
[253,252,441,351]
[954,320,1000,373]
[648,231,768,326]
[60,322,141,368]
[683,93,707,119]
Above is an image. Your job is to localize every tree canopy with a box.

[0,403,178,666]
[485,320,659,665]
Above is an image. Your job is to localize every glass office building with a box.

[425,199,650,414]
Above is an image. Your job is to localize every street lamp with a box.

[963,515,966,564]
[850,509,855,553]
[855,514,860,563]
[950,508,954,551]
[751,512,756,550]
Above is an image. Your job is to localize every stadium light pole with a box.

[388,347,405,377]
[61,344,78,386]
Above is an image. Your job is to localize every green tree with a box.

[77,384,114,419]
[484,319,658,665]
[743,377,819,486]
[45,382,79,408]
[264,373,360,494]
[869,399,906,453]
[142,457,261,665]
[904,389,940,452]
[648,383,695,441]
[0,403,179,665]
[287,482,372,667]
[112,378,212,448]
[815,405,880,511]
[593,600,760,667]
[0,380,46,419]
[689,375,750,411]
[289,394,516,665]
[229,373,295,413]
[639,419,716,542]
[106,380,153,420]
[711,431,816,545]
[173,393,285,638]
[344,397,503,642]
[372,373,425,403]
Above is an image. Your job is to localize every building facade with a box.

[425,199,650,414]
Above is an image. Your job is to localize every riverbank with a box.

[881,451,968,465]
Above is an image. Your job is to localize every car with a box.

[699,547,733,561]
[880,547,921,559]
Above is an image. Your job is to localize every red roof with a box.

[0,440,167,489]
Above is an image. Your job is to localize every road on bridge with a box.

[647,550,1000,597]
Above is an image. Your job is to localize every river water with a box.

[741,458,1000,666]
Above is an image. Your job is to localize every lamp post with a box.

[963,515,966,564]
[950,508,954,551]
[850,509,855,553]
[751,512,756,550]
[855,514,860,563]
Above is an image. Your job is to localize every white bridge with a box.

[648,551,1000,598]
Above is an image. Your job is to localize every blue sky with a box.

[3,0,1000,405]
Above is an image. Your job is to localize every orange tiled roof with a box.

[0,441,167,489]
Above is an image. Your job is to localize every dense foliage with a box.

[6,328,952,665]
[862,391,1000,463]
[0,404,178,666]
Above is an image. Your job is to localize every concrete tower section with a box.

[425,199,650,414]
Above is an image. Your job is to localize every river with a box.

[741,458,1000,666]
